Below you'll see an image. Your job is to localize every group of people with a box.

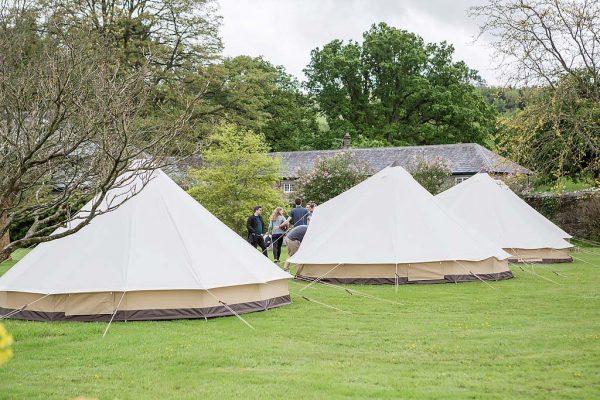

[246,198,316,269]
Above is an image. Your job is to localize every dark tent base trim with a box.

[295,271,514,285]
[0,295,291,322]
[508,257,573,264]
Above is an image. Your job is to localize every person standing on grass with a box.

[247,205,268,257]
[268,207,289,263]
[283,224,308,271]
[289,198,309,227]
[306,202,316,224]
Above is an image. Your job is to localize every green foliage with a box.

[295,152,372,204]
[352,135,388,149]
[2,249,600,398]
[497,173,532,195]
[187,124,284,234]
[408,156,452,195]
[496,74,600,182]
[304,22,496,148]
[532,193,561,221]
[185,56,319,151]
[532,176,598,193]
[47,0,222,87]
[478,86,531,114]
[10,0,223,157]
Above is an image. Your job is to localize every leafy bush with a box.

[408,156,451,195]
[498,173,532,195]
[188,124,285,235]
[295,152,372,204]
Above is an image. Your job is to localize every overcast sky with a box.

[217,0,499,85]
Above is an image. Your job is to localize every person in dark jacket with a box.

[247,205,268,256]
[289,198,309,226]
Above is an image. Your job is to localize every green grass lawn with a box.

[1,247,599,399]
[533,177,598,193]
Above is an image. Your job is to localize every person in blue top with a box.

[246,205,268,256]
[289,198,309,227]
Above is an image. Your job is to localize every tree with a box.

[304,23,496,148]
[496,75,600,180]
[42,0,223,150]
[472,0,599,170]
[408,156,451,195]
[45,0,222,87]
[478,86,530,114]
[187,124,284,234]
[193,56,319,151]
[295,152,372,204]
[472,0,600,98]
[0,6,191,261]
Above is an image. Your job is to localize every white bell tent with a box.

[436,173,572,263]
[0,169,291,321]
[287,165,512,284]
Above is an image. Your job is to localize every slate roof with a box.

[272,143,531,179]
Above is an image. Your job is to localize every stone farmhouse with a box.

[272,133,530,194]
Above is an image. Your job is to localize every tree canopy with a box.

[0,2,193,261]
[46,0,222,87]
[496,75,600,181]
[187,124,285,234]
[193,56,319,151]
[474,0,600,182]
[304,23,496,148]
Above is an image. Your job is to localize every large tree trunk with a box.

[0,213,11,263]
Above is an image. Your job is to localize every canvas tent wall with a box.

[0,169,291,321]
[436,173,572,263]
[287,165,512,284]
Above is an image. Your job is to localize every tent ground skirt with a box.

[296,271,513,285]
[0,279,290,322]
[0,295,290,322]
[295,258,511,284]
[506,248,572,264]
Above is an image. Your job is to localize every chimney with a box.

[342,132,351,149]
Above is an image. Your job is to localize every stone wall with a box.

[522,189,600,241]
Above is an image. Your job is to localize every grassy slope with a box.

[0,248,599,399]
[533,177,598,193]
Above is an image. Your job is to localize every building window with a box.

[282,183,293,193]
[454,176,469,185]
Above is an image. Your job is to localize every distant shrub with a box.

[295,152,372,204]
[498,173,532,195]
[408,156,451,195]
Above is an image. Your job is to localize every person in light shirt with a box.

[268,207,290,263]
